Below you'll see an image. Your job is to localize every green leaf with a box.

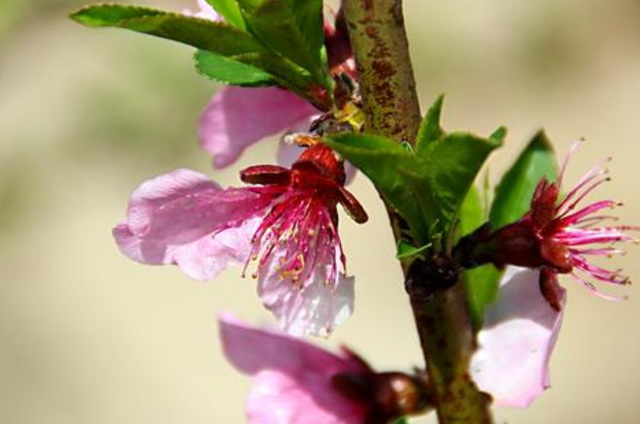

[489,126,508,143]
[327,129,502,245]
[489,130,558,228]
[464,265,502,329]
[71,4,266,56]
[393,418,410,424]
[413,132,503,237]
[416,95,445,153]
[458,186,502,328]
[324,133,429,241]
[396,240,432,259]
[457,185,484,240]
[328,101,503,247]
[206,0,245,29]
[71,3,165,24]
[194,50,275,86]
[236,0,326,83]
[71,4,319,100]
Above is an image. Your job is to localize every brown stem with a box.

[406,260,493,424]
[342,1,494,423]
[342,0,421,143]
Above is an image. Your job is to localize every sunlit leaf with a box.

[71,4,265,56]
[458,186,501,329]
[412,131,502,237]
[71,4,318,101]
[206,0,245,29]
[396,240,432,259]
[194,50,276,86]
[236,0,327,84]
[324,133,429,240]
[327,104,503,245]
[415,94,444,153]
[490,130,557,228]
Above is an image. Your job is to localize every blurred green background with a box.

[1,0,640,423]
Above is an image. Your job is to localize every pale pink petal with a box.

[123,168,221,238]
[113,224,146,263]
[182,0,222,20]
[219,315,367,424]
[245,371,362,424]
[113,169,274,278]
[199,87,318,168]
[470,267,566,408]
[168,217,261,280]
[219,314,361,374]
[256,247,354,338]
[114,219,258,281]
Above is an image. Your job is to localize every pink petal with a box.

[245,371,362,424]
[169,217,261,280]
[219,315,367,424]
[123,169,221,238]
[113,169,273,279]
[256,248,354,338]
[199,87,318,168]
[219,314,360,375]
[114,219,258,281]
[470,267,566,408]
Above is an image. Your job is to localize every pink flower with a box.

[471,267,565,408]
[113,144,367,337]
[459,144,637,310]
[191,1,359,170]
[220,268,564,422]
[220,314,369,424]
[219,314,431,424]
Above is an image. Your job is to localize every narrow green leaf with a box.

[206,0,245,29]
[416,95,445,153]
[71,4,319,99]
[393,418,410,424]
[458,186,502,329]
[194,50,276,86]
[237,0,326,83]
[489,130,558,228]
[71,3,165,24]
[396,240,432,259]
[71,4,266,56]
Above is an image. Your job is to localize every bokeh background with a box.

[1,0,640,422]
